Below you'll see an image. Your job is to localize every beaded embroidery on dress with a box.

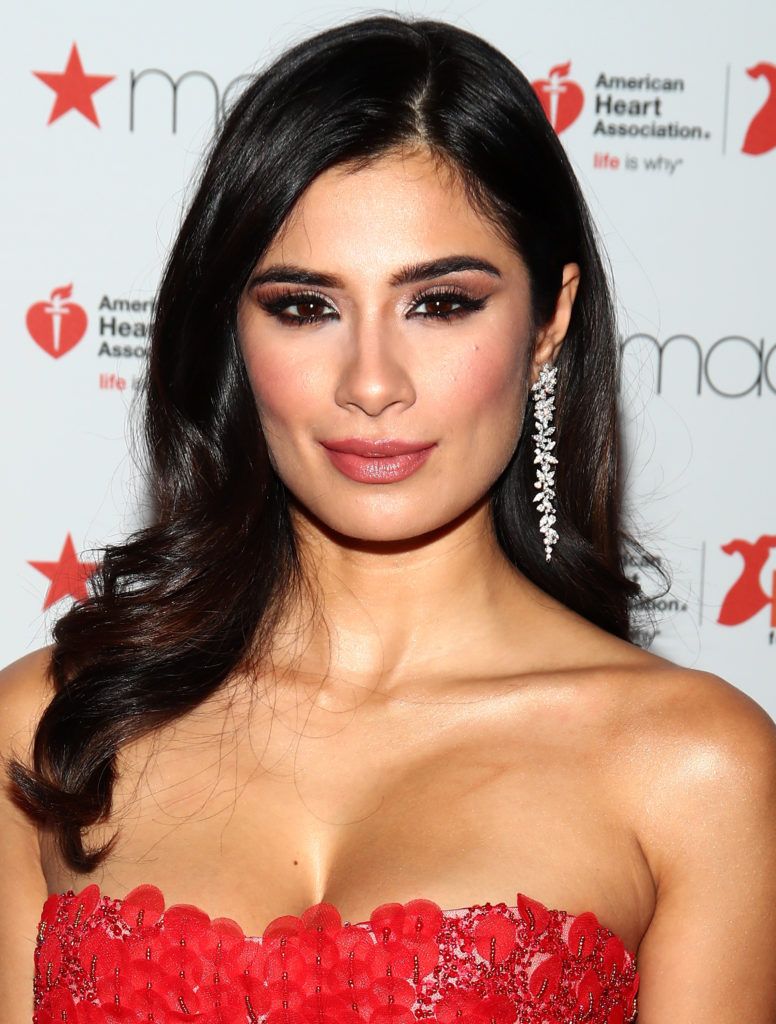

[33,883,639,1023]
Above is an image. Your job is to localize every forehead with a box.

[264,147,514,266]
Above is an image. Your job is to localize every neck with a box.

[261,494,551,696]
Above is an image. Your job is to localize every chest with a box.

[40,682,653,954]
[34,884,640,1024]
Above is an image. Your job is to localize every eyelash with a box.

[257,285,487,327]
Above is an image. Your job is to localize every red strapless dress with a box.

[32,884,639,1023]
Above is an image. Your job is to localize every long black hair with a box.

[5,13,669,871]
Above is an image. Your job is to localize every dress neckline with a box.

[44,880,638,959]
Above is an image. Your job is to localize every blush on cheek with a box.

[243,350,331,465]
[453,341,523,407]
[252,367,327,426]
[241,345,296,413]
[444,343,526,464]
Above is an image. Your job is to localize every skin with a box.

[1,146,775,1022]
[235,145,581,688]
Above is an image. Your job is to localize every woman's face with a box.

[237,147,572,543]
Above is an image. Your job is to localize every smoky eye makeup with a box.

[254,282,490,328]
[256,288,337,326]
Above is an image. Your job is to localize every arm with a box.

[635,670,776,1022]
[0,648,55,1022]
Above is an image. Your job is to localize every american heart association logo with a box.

[532,61,585,134]
[26,283,88,359]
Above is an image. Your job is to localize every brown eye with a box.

[258,290,338,327]
[414,296,463,317]
[287,300,331,320]
[410,288,487,321]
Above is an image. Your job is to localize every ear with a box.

[531,262,580,380]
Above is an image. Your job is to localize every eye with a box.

[256,284,487,328]
[257,289,338,327]
[409,286,486,321]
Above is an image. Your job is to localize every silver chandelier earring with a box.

[530,361,559,562]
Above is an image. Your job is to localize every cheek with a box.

[438,338,526,431]
[241,342,324,429]
[238,308,529,448]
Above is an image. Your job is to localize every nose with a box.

[334,317,416,418]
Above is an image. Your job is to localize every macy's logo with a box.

[742,62,776,155]
[26,284,88,359]
[28,533,100,610]
[531,62,584,134]
[32,41,250,132]
[718,534,776,627]
[33,43,114,127]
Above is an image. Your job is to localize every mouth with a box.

[319,438,436,484]
[320,438,436,457]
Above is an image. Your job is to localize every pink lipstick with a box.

[320,438,436,484]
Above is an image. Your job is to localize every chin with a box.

[292,494,482,547]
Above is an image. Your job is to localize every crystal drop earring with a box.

[530,361,559,562]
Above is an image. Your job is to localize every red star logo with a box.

[28,533,101,609]
[33,43,114,126]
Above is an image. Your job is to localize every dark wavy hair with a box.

[6,12,669,872]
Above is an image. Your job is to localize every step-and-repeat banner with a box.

[2,1,774,717]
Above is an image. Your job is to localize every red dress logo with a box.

[742,62,776,155]
[26,284,88,359]
[532,62,584,134]
[718,534,776,626]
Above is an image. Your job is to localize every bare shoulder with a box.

[662,660,776,798]
[568,629,776,841]
[604,652,776,876]
[616,654,776,772]
[0,646,56,1021]
[0,643,57,841]
[602,646,776,775]
[0,645,57,759]
[599,658,776,1014]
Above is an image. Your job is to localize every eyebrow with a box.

[248,254,503,290]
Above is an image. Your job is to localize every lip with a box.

[320,438,436,456]
[320,438,436,484]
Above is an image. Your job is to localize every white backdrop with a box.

[2,1,775,718]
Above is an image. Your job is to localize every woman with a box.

[2,13,775,1023]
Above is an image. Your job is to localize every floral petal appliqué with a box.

[32,885,639,1023]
